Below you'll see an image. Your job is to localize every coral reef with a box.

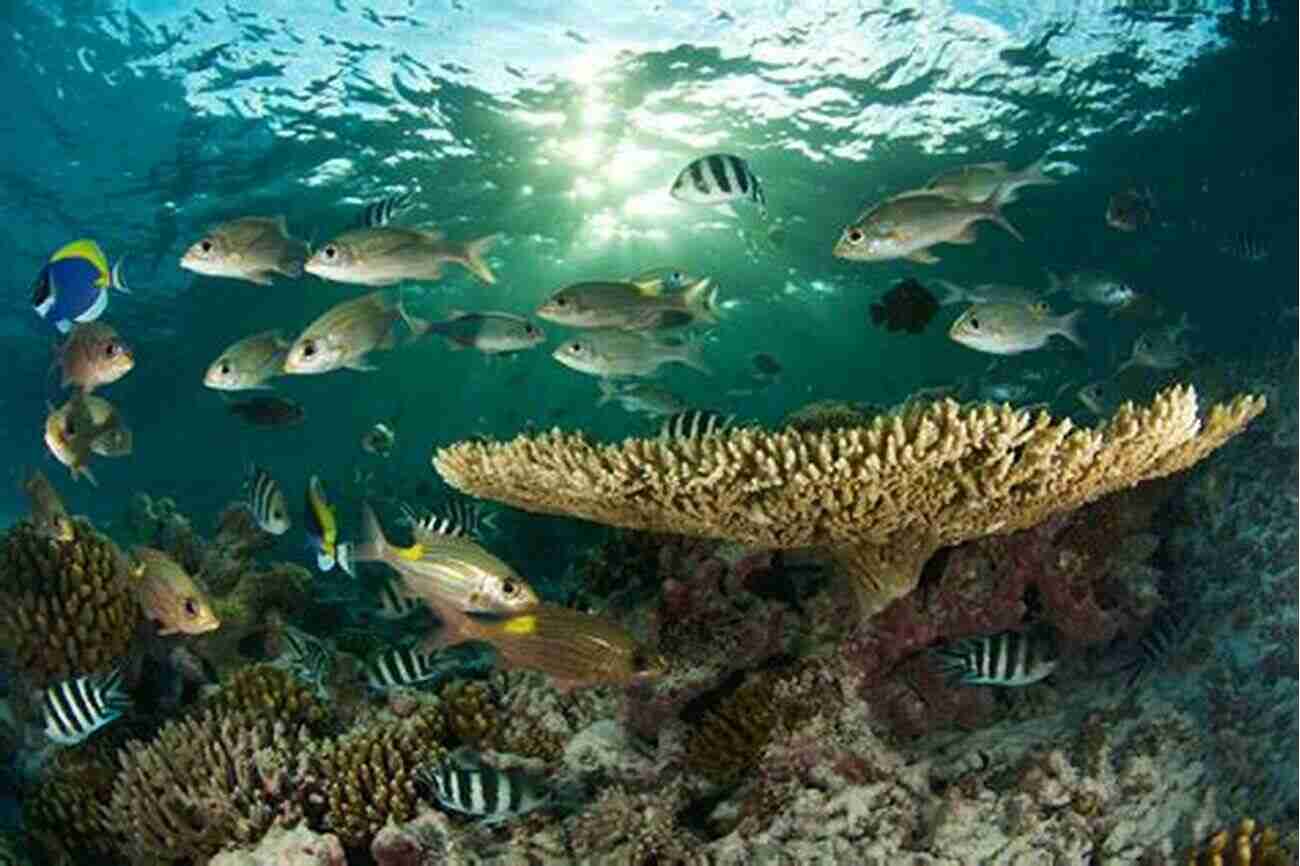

[21,743,122,865]
[370,811,457,866]
[440,679,499,750]
[566,779,697,864]
[194,562,318,678]
[489,671,618,764]
[434,386,1264,617]
[108,706,322,862]
[202,663,335,736]
[781,398,881,432]
[1183,817,1296,866]
[207,826,347,866]
[0,517,141,688]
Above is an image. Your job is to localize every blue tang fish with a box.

[31,239,130,334]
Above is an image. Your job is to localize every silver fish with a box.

[948,303,1084,355]
[834,190,1023,264]
[935,279,1046,307]
[596,380,688,418]
[204,329,290,391]
[423,311,546,354]
[925,155,1055,206]
[305,226,500,286]
[180,216,309,286]
[1117,314,1194,373]
[536,278,718,331]
[1046,270,1138,310]
[552,330,711,378]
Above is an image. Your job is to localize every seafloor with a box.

[2,349,1297,866]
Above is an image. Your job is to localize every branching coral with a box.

[108,707,322,862]
[0,517,141,688]
[782,399,881,432]
[435,386,1264,618]
[22,743,123,864]
[1184,818,1296,866]
[202,663,335,737]
[565,779,697,865]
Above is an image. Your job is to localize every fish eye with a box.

[323,245,337,260]
[302,341,317,357]
[569,342,583,353]
[524,324,535,334]
[968,316,980,330]
[200,239,213,253]
[846,228,865,244]
[554,296,568,307]
[219,362,231,375]
[183,598,198,617]
[104,343,118,356]
[502,579,518,596]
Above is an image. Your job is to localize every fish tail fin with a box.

[353,501,387,563]
[677,334,713,376]
[979,191,1024,242]
[336,542,356,578]
[110,259,131,293]
[461,233,500,284]
[596,379,618,406]
[934,279,966,306]
[683,277,720,324]
[396,294,432,340]
[1056,309,1086,349]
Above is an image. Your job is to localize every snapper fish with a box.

[180,216,309,286]
[670,154,767,218]
[42,667,130,745]
[552,330,712,378]
[57,322,134,394]
[204,330,290,391]
[925,155,1056,206]
[833,190,1023,264]
[421,311,546,355]
[932,626,1059,687]
[22,467,74,543]
[282,290,426,375]
[246,466,290,535]
[596,380,688,418]
[132,546,220,636]
[31,239,130,334]
[305,475,354,575]
[305,226,500,286]
[948,303,1084,355]
[536,278,718,332]
[418,749,552,826]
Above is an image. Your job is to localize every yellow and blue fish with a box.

[305,474,354,575]
[31,239,130,334]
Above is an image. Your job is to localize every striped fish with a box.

[418,750,551,825]
[373,577,424,620]
[659,409,735,441]
[670,154,767,218]
[1123,603,1192,688]
[366,646,454,691]
[280,625,333,695]
[360,193,414,228]
[1218,228,1269,262]
[398,499,500,540]
[43,667,130,745]
[932,627,1058,687]
[246,465,290,535]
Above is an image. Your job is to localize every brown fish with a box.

[132,546,220,636]
[428,602,667,692]
[227,395,306,429]
[22,468,74,542]
[82,395,132,457]
[282,290,425,375]
[180,216,309,286]
[43,393,117,485]
[57,321,134,393]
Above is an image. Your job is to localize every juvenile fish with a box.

[204,330,290,391]
[227,395,306,429]
[536,277,718,331]
[670,154,767,218]
[925,155,1055,206]
[419,749,551,825]
[751,352,782,379]
[430,603,667,692]
[361,421,397,457]
[305,226,500,286]
[552,330,712,378]
[22,467,74,543]
[43,667,130,745]
[934,279,1046,308]
[58,321,134,393]
[366,646,456,691]
[354,502,539,616]
[133,546,220,636]
[596,380,688,418]
[180,216,309,286]
[660,409,735,441]
[422,311,546,354]
[305,475,354,575]
[932,627,1058,687]
[948,303,1084,355]
[247,465,290,535]
[1046,270,1138,311]
[283,290,425,375]
[834,190,1023,264]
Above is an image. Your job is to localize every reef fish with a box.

[596,380,688,418]
[834,191,1023,264]
[42,667,130,745]
[925,156,1055,206]
[934,279,1046,308]
[870,278,940,335]
[1046,270,1138,311]
[355,502,539,616]
[670,154,767,218]
[132,546,220,636]
[1105,187,1155,233]
[57,322,134,393]
[948,303,1084,355]
[227,395,306,429]
[22,467,74,543]
[204,330,290,391]
[552,330,711,378]
[421,311,547,354]
[82,395,132,458]
[305,475,354,575]
[43,393,119,485]
[246,466,290,535]
[535,278,718,331]
[282,290,424,375]
[366,646,457,691]
[31,239,130,335]
[180,216,309,286]
[933,627,1059,687]
[419,749,552,825]
[659,409,735,441]
[1218,228,1269,262]
[361,421,397,457]
[361,192,415,228]
[626,266,699,294]
[372,577,424,620]
[305,226,500,286]
[1117,314,1194,373]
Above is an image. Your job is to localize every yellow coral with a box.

[1186,817,1296,866]
[434,386,1264,617]
[202,663,334,736]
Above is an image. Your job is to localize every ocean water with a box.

[1,0,1296,863]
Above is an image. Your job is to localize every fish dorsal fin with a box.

[449,747,484,770]
[51,239,109,274]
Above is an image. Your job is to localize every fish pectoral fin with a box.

[950,225,978,244]
[345,357,378,372]
[248,271,275,286]
[905,249,940,264]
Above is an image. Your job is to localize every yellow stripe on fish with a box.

[502,615,537,635]
[51,239,111,283]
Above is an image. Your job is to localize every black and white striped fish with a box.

[398,499,500,540]
[659,409,736,441]
[246,465,290,535]
[373,577,424,620]
[418,750,551,826]
[1123,603,1193,688]
[360,192,415,228]
[279,625,333,695]
[1218,228,1269,262]
[366,646,456,691]
[43,667,130,745]
[670,154,767,218]
[932,627,1058,687]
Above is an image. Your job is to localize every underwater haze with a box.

[1,0,1297,863]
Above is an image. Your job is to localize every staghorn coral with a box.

[21,743,123,864]
[108,707,322,862]
[435,386,1264,618]
[1183,818,1296,866]
[315,704,447,848]
[0,517,141,688]
[202,663,335,737]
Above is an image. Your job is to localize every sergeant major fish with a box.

[204,330,290,391]
[932,627,1058,687]
[180,216,309,286]
[660,409,735,441]
[924,155,1055,206]
[536,278,718,331]
[132,546,220,636]
[366,646,457,691]
[22,467,74,543]
[552,330,712,378]
[419,749,552,825]
[305,475,354,575]
[360,192,415,228]
[305,226,500,286]
[246,466,290,535]
[420,311,546,355]
[42,667,130,745]
[57,322,134,393]
[31,238,130,334]
[948,303,1084,355]
[282,290,427,375]
[834,190,1023,264]
[670,154,767,218]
